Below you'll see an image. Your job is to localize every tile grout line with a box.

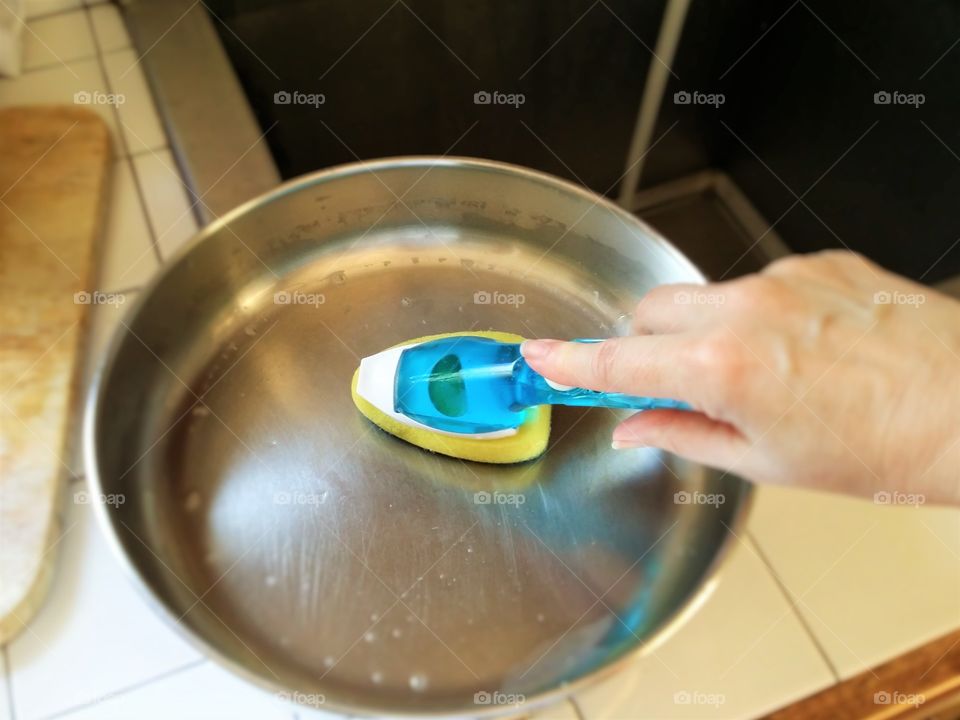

[745,529,841,682]
[23,52,99,75]
[2,644,16,720]
[39,657,208,720]
[81,9,130,158]
[82,8,166,268]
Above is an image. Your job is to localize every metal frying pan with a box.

[85,157,750,716]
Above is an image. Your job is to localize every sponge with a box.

[351,330,551,463]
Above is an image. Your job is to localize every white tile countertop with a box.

[2,5,959,719]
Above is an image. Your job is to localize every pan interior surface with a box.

[89,159,749,715]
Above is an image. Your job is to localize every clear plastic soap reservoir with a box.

[393,336,689,436]
[394,337,531,434]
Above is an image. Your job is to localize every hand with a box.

[521,251,960,505]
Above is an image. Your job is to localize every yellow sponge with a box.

[351,330,551,464]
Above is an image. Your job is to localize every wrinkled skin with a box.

[521,251,960,505]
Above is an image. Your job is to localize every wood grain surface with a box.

[0,106,111,642]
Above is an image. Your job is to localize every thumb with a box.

[613,409,750,472]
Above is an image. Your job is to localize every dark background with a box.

[206,0,960,282]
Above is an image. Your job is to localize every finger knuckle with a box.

[817,249,865,266]
[725,275,773,304]
[765,254,809,276]
[591,339,623,387]
[729,275,804,315]
[693,330,749,388]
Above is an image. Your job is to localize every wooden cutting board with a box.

[0,106,112,642]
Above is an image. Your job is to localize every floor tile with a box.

[97,158,158,291]
[0,59,121,149]
[6,498,202,720]
[574,537,835,719]
[65,288,139,478]
[749,485,960,679]
[25,0,83,20]
[22,8,96,71]
[132,149,199,260]
[57,661,301,720]
[100,48,166,155]
[88,3,130,53]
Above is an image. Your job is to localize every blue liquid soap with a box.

[394,336,688,435]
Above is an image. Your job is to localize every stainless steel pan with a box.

[85,157,751,717]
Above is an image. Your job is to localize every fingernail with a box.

[520,339,555,360]
[612,440,646,450]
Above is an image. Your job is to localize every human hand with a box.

[521,251,960,504]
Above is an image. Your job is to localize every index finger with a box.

[520,335,707,405]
